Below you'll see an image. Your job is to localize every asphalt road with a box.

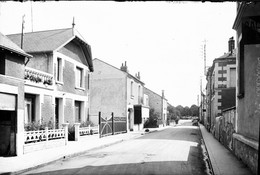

[23,120,209,175]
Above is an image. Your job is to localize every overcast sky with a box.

[0,1,237,107]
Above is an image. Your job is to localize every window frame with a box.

[56,57,64,84]
[75,66,85,90]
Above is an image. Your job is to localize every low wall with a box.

[233,133,258,175]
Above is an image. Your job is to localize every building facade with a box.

[205,37,236,133]
[232,2,260,174]
[143,88,168,127]
[7,28,93,133]
[89,59,149,131]
[0,32,32,156]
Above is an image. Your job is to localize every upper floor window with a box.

[131,81,134,98]
[0,52,5,75]
[230,68,236,87]
[56,57,63,82]
[76,66,84,88]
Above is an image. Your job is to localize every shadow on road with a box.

[25,154,206,175]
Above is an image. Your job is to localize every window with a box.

[131,81,134,98]
[75,66,84,88]
[238,42,244,98]
[0,53,5,75]
[24,95,35,124]
[56,57,63,82]
[230,68,236,87]
[74,101,81,123]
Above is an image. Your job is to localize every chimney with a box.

[120,61,128,72]
[136,72,140,80]
[228,37,235,55]
[162,90,165,98]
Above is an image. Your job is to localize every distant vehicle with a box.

[192,117,199,126]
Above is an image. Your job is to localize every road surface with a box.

[23,120,209,175]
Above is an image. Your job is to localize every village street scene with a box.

[0,1,259,175]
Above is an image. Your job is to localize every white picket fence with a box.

[24,128,65,144]
[79,126,98,136]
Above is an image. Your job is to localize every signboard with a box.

[0,93,16,111]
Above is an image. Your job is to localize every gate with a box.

[99,112,127,138]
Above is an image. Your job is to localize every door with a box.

[55,98,59,129]
[0,110,16,156]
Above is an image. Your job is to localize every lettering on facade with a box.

[242,16,260,44]
[243,18,260,33]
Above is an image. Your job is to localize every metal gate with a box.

[99,112,127,138]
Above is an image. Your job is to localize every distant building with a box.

[143,88,168,127]
[89,59,149,132]
[232,2,260,174]
[205,37,236,133]
[7,28,93,128]
[0,32,32,156]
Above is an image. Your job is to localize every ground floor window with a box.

[75,101,81,123]
[24,95,35,124]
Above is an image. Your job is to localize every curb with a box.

[12,136,136,175]
[198,124,215,175]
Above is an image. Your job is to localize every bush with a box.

[24,118,54,131]
[80,120,95,127]
[144,118,158,128]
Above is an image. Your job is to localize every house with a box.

[89,59,149,132]
[6,27,93,154]
[0,32,32,156]
[205,37,236,134]
[143,88,168,127]
[7,28,93,128]
[232,2,260,174]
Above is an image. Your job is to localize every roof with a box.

[7,28,93,71]
[7,28,74,53]
[216,52,236,60]
[93,58,145,85]
[0,32,32,58]
[144,87,167,101]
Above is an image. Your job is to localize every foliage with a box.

[144,108,159,128]
[43,79,53,85]
[80,120,95,127]
[24,118,54,131]
[168,104,199,119]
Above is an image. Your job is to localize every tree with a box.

[183,106,191,116]
[144,108,160,128]
[175,105,184,116]
[190,104,199,116]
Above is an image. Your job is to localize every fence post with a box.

[74,123,80,141]
[99,111,101,138]
[62,123,69,145]
[112,112,114,135]
[45,127,49,142]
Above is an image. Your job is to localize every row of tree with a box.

[167,104,199,121]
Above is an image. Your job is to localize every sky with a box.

[0,1,237,107]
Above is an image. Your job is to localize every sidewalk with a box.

[0,127,166,175]
[199,124,253,175]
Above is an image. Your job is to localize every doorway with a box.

[0,110,16,156]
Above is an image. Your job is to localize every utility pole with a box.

[31,1,33,32]
[203,39,207,76]
[21,15,25,49]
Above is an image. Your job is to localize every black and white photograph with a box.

[0,1,259,175]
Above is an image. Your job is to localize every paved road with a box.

[23,120,209,175]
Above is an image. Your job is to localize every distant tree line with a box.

[167,104,199,121]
